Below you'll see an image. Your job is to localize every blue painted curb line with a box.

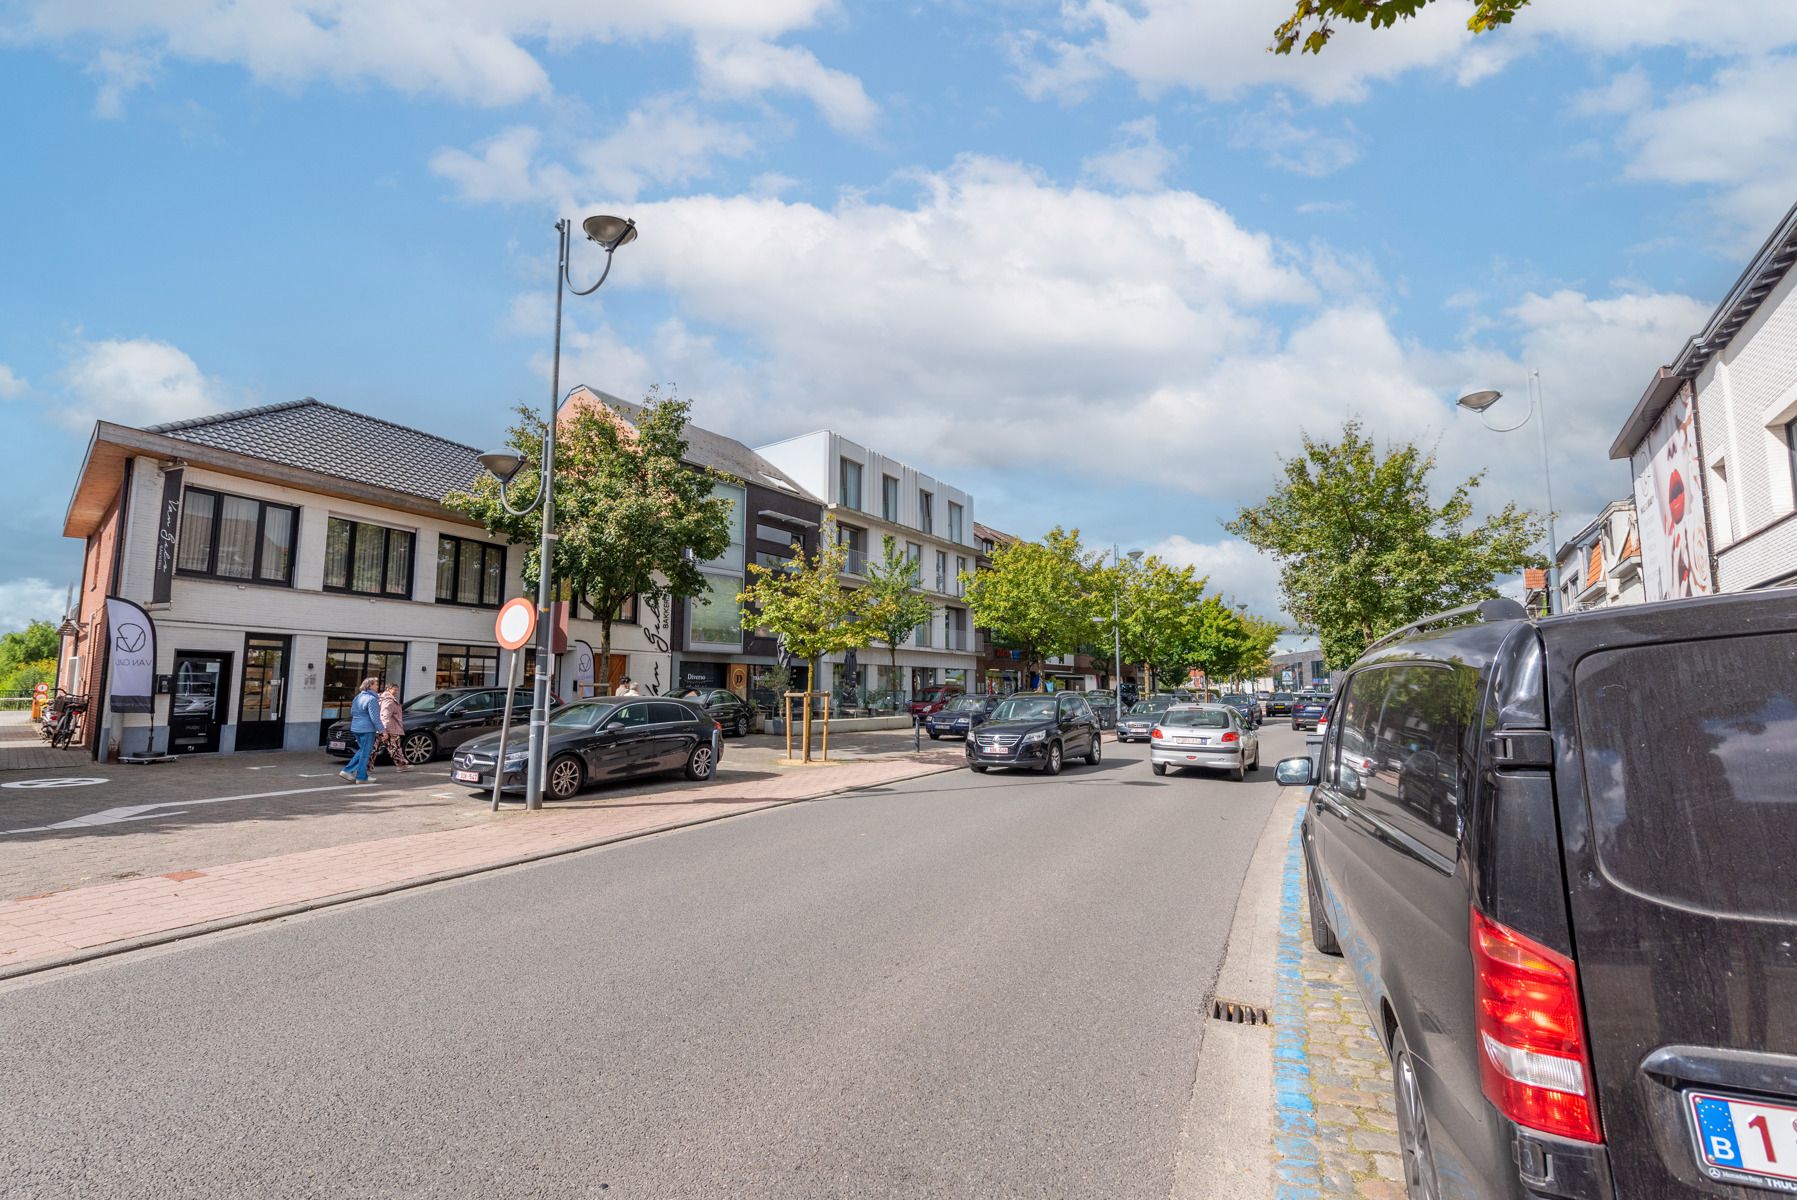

[1271,803,1324,1198]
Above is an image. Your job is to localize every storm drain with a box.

[1209,997,1272,1026]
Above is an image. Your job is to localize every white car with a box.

[1149,704,1260,782]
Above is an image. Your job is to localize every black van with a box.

[1275,591,1797,1199]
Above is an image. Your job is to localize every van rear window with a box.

[1576,631,1797,921]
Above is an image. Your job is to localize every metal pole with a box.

[491,648,521,811]
[526,219,568,810]
[1532,370,1560,616]
[1112,544,1122,730]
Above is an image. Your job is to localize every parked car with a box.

[1117,695,1177,742]
[1291,694,1329,731]
[451,697,722,801]
[1149,704,1260,781]
[1217,692,1264,727]
[965,691,1102,775]
[925,694,999,739]
[1264,691,1297,717]
[1085,689,1120,729]
[675,687,758,737]
[326,686,531,765]
[1276,591,1797,1199]
[908,683,966,718]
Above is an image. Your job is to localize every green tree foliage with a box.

[861,538,936,680]
[1226,419,1545,670]
[1272,0,1527,55]
[1108,555,1208,688]
[446,390,733,685]
[0,620,59,697]
[962,527,1100,685]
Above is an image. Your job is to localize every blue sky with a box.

[4,0,1795,630]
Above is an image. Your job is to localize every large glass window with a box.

[325,516,415,598]
[839,524,867,575]
[436,643,500,688]
[318,638,407,742]
[437,534,504,607]
[948,501,964,543]
[690,572,744,648]
[176,487,298,585]
[839,457,863,510]
[882,475,900,521]
[934,550,947,593]
[708,482,745,570]
[919,490,934,533]
[756,522,801,550]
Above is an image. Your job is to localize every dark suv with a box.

[1276,591,1797,1199]
[326,686,530,764]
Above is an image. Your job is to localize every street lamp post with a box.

[1112,546,1143,720]
[481,214,636,809]
[1458,370,1559,615]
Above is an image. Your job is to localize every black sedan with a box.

[675,687,758,737]
[1217,693,1263,727]
[965,692,1102,775]
[326,686,531,765]
[1116,696,1176,742]
[925,694,998,739]
[1292,694,1329,731]
[450,698,723,801]
[1264,691,1297,717]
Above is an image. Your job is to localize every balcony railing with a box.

[946,630,969,651]
[842,548,867,575]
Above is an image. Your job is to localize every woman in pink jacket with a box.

[378,684,411,771]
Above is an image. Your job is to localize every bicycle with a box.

[39,691,88,749]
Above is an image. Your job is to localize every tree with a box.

[1272,0,1528,56]
[1109,555,1209,691]
[446,390,732,689]
[962,527,1101,687]
[1226,419,1545,670]
[738,519,870,759]
[860,538,936,689]
[0,620,59,698]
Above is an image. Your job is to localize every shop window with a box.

[436,643,500,688]
[690,573,744,648]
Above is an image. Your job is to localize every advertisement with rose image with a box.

[1630,388,1713,602]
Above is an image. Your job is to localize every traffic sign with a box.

[33,682,49,697]
[495,597,538,651]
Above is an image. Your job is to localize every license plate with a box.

[328,741,345,751]
[452,769,481,784]
[1689,1090,1797,1188]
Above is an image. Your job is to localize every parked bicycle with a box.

[39,691,88,749]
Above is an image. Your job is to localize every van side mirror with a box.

[1275,757,1315,787]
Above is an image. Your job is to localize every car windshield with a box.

[944,696,985,713]
[1220,695,1250,705]
[548,703,609,729]
[1129,699,1173,715]
[992,696,1056,722]
[1272,693,1295,702]
[403,691,462,713]
[1162,708,1231,728]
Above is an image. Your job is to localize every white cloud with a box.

[85,46,159,118]
[0,364,26,397]
[432,98,755,206]
[1080,116,1175,191]
[0,578,68,631]
[57,337,225,430]
[1230,108,1360,176]
[695,40,877,134]
[1147,535,1286,620]
[16,0,838,108]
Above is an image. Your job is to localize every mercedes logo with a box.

[114,622,148,654]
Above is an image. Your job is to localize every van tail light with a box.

[1471,908,1602,1143]
[1151,727,1163,739]
[1317,716,1329,736]
[1220,730,1239,743]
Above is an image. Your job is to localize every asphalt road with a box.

[0,726,1305,1199]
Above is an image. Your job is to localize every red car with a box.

[908,683,965,718]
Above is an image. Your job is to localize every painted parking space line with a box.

[1272,805,1325,1198]
[0,784,357,836]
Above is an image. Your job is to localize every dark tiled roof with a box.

[147,399,484,502]
[578,389,819,501]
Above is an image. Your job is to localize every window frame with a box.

[948,501,963,543]
[839,456,863,511]
[323,515,416,599]
[435,533,506,609]
[175,485,300,587]
[918,489,934,533]
[881,474,900,521]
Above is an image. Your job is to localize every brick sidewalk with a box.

[0,751,962,977]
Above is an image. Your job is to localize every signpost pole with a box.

[491,648,522,811]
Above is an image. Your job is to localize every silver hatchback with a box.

[1149,704,1260,782]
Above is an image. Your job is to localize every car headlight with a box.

[1022,729,1047,744]
[503,754,528,769]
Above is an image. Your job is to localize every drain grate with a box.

[1210,997,1272,1026]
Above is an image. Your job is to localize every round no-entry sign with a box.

[33,682,49,697]
[495,597,538,650]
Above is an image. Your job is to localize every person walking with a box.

[616,676,641,697]
[340,677,382,783]
[377,683,410,772]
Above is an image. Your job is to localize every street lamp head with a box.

[479,450,525,484]
[1457,389,1503,412]
[1127,549,1144,561]
[582,214,637,252]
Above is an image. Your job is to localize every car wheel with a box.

[970,764,988,774]
[546,754,585,801]
[401,731,437,765]
[1042,742,1063,775]
[1233,762,1246,782]
[685,742,716,781]
[1085,734,1101,766]
[735,712,750,738]
[1151,761,1167,777]
[1306,843,1342,956]
[1392,1026,1443,1200]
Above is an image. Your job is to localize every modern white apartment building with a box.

[753,431,979,700]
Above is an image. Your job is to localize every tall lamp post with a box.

[1112,545,1143,721]
[1458,370,1559,615]
[480,213,636,809]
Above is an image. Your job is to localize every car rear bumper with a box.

[1150,743,1244,771]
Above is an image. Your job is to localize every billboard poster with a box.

[105,596,157,713]
[1631,388,1713,602]
[572,640,595,697]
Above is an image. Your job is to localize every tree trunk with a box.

[801,657,814,763]
[598,615,613,697]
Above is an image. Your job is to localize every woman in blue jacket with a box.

[339,677,383,783]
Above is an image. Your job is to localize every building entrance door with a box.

[170,651,231,754]
[237,634,290,751]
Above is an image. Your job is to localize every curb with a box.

[1271,804,1324,1198]
[0,759,964,985]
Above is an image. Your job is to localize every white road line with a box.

[0,784,357,836]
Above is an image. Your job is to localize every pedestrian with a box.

[378,683,410,772]
[340,677,382,783]
[616,675,641,697]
